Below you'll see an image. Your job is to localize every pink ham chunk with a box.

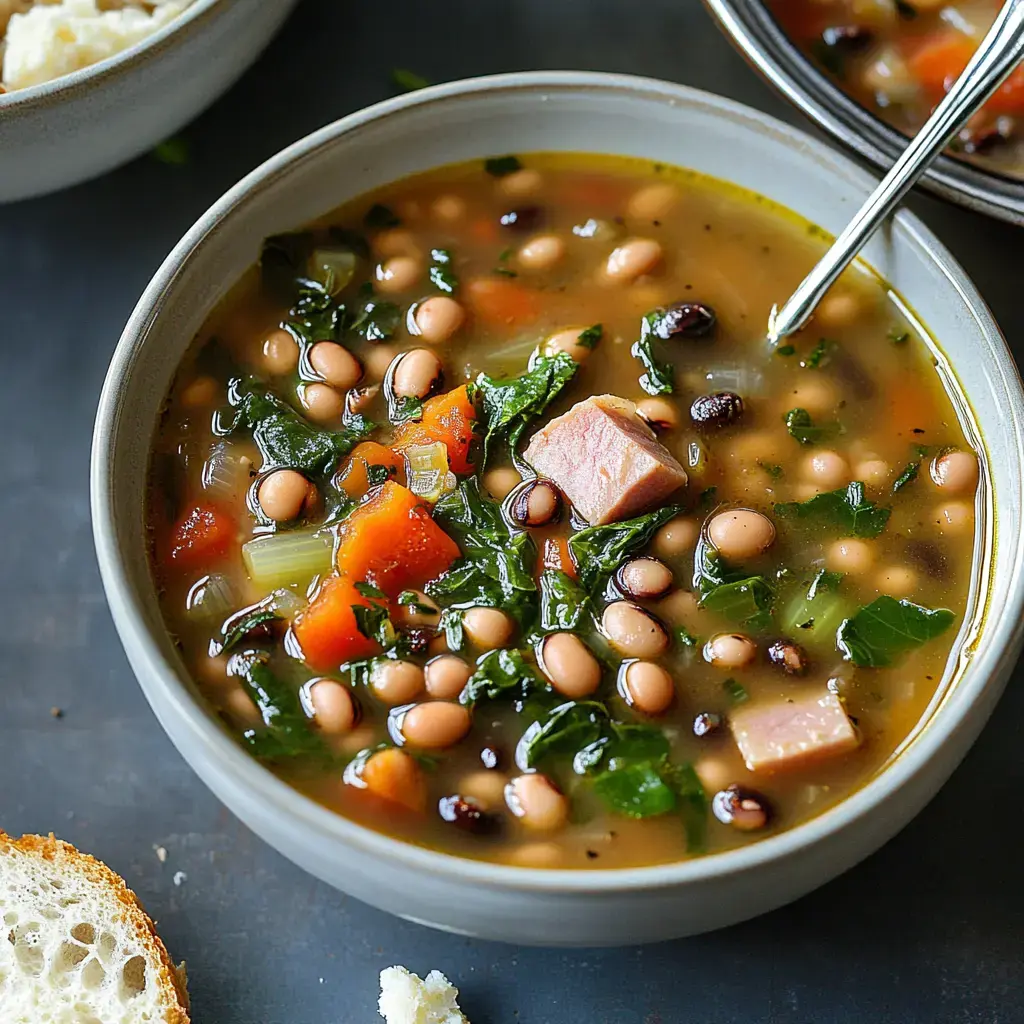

[730,691,860,773]
[523,395,688,525]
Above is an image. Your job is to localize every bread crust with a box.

[0,830,191,1024]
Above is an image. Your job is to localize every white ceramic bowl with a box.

[0,0,298,203]
[92,72,1024,946]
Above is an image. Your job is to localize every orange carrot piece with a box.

[168,504,236,568]
[336,441,403,498]
[359,748,427,813]
[335,481,461,596]
[392,385,478,475]
[466,277,542,327]
[291,574,380,670]
[469,217,500,244]
[908,35,1024,114]
[544,536,577,579]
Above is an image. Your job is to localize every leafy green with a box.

[460,648,546,706]
[389,395,424,426]
[784,407,840,445]
[260,233,314,301]
[225,377,372,475]
[888,328,910,345]
[774,482,891,539]
[428,248,458,294]
[722,678,749,705]
[355,581,387,600]
[364,203,400,229]
[152,136,189,165]
[632,310,676,395]
[391,67,431,92]
[569,505,682,593]
[350,296,401,342]
[286,279,345,343]
[477,351,577,466]
[775,344,796,357]
[893,461,920,493]
[593,763,677,818]
[518,701,608,768]
[537,569,589,633]
[351,600,396,648]
[803,338,833,369]
[780,569,848,647]
[576,324,603,350]
[218,605,278,653]
[675,626,700,647]
[837,596,955,667]
[397,590,436,615]
[230,653,328,761]
[693,537,773,631]
[366,463,394,487]
[485,155,522,177]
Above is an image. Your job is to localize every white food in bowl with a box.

[2,0,194,92]
[91,72,1024,945]
[378,967,468,1024]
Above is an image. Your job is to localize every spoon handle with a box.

[769,0,1024,342]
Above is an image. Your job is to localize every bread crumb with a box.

[172,871,187,886]
[154,845,168,863]
[50,706,63,718]
[379,966,469,1024]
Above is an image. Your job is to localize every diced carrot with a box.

[168,504,236,568]
[885,374,939,441]
[359,747,427,812]
[466,277,542,327]
[291,574,379,670]
[336,441,403,499]
[335,481,461,595]
[392,385,477,475]
[469,217,499,244]
[909,34,1024,114]
[544,536,577,579]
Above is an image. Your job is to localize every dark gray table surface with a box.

[2,1,1022,1021]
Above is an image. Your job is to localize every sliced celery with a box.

[405,442,455,504]
[242,530,334,592]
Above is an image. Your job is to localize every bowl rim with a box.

[0,0,223,113]
[92,69,1024,895]
[702,0,1024,226]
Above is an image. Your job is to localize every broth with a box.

[768,0,1024,179]
[147,154,980,869]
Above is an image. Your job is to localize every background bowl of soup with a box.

[704,0,1024,225]
[92,71,1024,945]
[0,0,299,203]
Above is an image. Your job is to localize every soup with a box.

[768,0,1024,178]
[147,154,980,869]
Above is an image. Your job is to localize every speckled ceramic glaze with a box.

[0,0,298,202]
[91,73,1024,945]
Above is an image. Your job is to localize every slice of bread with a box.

[0,831,190,1024]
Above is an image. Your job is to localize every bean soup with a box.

[768,0,1024,177]
[147,154,981,869]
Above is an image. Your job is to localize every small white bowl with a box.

[0,0,298,203]
[91,72,1024,945]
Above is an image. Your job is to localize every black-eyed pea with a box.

[712,784,772,831]
[401,701,472,750]
[483,466,522,500]
[509,480,562,527]
[262,328,299,376]
[258,468,315,522]
[346,383,380,415]
[542,327,593,363]
[652,517,700,558]
[800,449,850,490]
[707,509,776,561]
[933,500,974,535]
[604,238,663,283]
[370,659,425,705]
[463,607,515,649]
[616,557,673,600]
[538,632,601,699]
[424,654,472,700]
[602,601,670,658]
[826,538,875,574]
[518,235,565,271]
[308,341,363,390]
[505,773,569,831]
[626,182,680,221]
[766,640,809,676]
[375,255,424,294]
[619,660,675,715]
[300,382,344,424]
[306,678,357,735]
[930,451,979,495]
[636,396,679,431]
[392,348,443,400]
[413,296,465,344]
[704,633,757,669]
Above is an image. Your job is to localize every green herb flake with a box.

[758,461,784,479]
[391,68,431,92]
[774,481,891,539]
[354,581,388,600]
[837,596,955,668]
[365,463,394,487]
[803,338,833,369]
[364,204,400,229]
[888,328,910,345]
[775,344,796,357]
[632,310,677,395]
[484,155,523,177]
[577,324,603,350]
[461,648,546,706]
[783,407,840,445]
[152,136,189,165]
[397,590,437,616]
[722,678,749,704]
[892,461,920,493]
[518,701,608,768]
[675,627,700,647]
[350,297,401,343]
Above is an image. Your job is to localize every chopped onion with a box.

[242,530,334,591]
[405,442,454,504]
[202,441,252,504]
[702,364,767,398]
[186,573,236,625]
[687,440,709,476]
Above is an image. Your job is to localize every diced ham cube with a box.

[730,691,860,773]
[523,395,688,525]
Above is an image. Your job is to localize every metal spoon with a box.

[769,0,1024,342]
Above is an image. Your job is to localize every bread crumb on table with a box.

[378,966,469,1024]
